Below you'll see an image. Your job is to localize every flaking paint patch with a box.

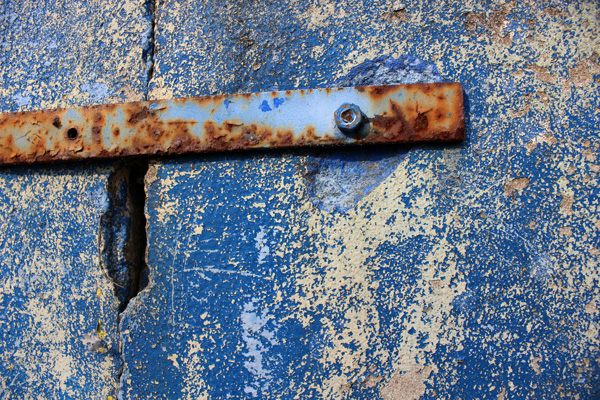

[289,156,465,398]
[497,388,507,400]
[567,55,600,88]
[0,169,120,399]
[525,133,557,154]
[530,356,542,374]
[525,64,556,84]
[241,299,278,396]
[254,228,270,265]
[305,0,348,29]
[180,338,209,400]
[503,177,530,196]
[12,91,31,107]
[560,194,574,216]
[558,226,572,236]
[529,254,554,281]
[167,354,180,368]
[380,365,434,400]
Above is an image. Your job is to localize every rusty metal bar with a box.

[0,83,464,165]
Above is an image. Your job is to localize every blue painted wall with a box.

[123,0,600,399]
[2,0,600,399]
[0,0,148,398]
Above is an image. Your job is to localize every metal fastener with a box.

[334,103,366,135]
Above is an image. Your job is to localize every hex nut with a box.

[334,103,366,135]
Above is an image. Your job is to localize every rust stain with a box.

[0,83,464,165]
[414,110,430,131]
[370,101,409,140]
[128,106,150,125]
[361,84,404,101]
[366,83,464,144]
[91,126,102,144]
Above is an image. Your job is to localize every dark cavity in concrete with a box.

[100,159,149,313]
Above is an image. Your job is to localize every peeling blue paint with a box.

[0,163,121,399]
[130,1,600,397]
[3,0,600,399]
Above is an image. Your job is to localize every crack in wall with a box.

[100,159,149,313]
[142,0,158,100]
[103,1,157,394]
[99,159,149,397]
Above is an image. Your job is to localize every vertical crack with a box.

[99,159,149,397]
[100,159,149,313]
[142,0,158,100]
[125,159,149,305]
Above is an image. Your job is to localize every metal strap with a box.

[0,83,464,165]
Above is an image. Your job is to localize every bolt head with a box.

[334,103,365,135]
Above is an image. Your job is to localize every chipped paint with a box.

[0,166,122,398]
[3,0,600,399]
[119,0,600,398]
[240,299,278,396]
[0,0,150,397]
[503,177,530,196]
[380,365,434,400]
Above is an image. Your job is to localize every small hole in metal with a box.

[341,109,356,123]
[66,128,79,140]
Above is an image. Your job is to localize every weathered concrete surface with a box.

[0,0,149,398]
[0,165,121,399]
[120,0,600,399]
[0,0,149,111]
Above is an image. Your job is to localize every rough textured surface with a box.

[2,0,600,399]
[120,0,600,399]
[0,0,148,397]
[0,0,149,111]
[0,165,121,399]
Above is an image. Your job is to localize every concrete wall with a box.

[1,1,599,399]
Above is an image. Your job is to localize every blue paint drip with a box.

[259,100,272,112]
[224,99,231,109]
[273,97,285,108]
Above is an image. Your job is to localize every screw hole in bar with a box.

[66,127,79,140]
